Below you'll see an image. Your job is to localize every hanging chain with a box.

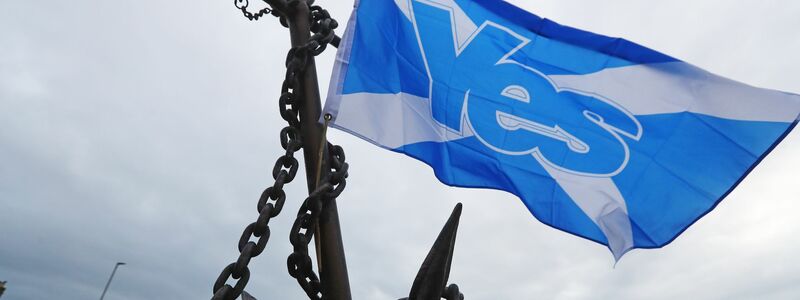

[211,125,302,300]
[234,0,276,21]
[212,1,341,300]
[288,142,347,299]
[284,4,344,300]
[211,5,302,300]
[220,1,464,299]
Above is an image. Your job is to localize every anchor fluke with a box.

[401,203,465,300]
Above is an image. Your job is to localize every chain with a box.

[284,4,344,300]
[211,3,306,299]
[287,142,347,299]
[211,125,302,300]
[234,0,276,21]
[212,1,341,300]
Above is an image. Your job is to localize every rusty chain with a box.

[211,1,342,300]
[287,142,348,299]
[211,125,302,300]
[218,0,467,299]
[284,4,345,299]
[234,0,275,21]
[211,4,297,300]
[218,0,465,299]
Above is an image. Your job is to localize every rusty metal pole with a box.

[283,1,352,299]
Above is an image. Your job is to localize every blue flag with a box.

[324,0,800,259]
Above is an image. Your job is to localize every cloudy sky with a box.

[1,0,799,299]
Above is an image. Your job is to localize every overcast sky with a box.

[1,1,799,299]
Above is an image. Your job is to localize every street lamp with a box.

[99,262,126,300]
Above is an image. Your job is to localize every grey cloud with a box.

[1,1,799,299]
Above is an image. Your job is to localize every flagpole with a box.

[277,0,352,298]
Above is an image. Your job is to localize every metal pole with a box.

[100,262,125,300]
[283,1,352,299]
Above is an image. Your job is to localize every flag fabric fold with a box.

[324,0,800,259]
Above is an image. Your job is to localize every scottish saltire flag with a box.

[324,0,800,259]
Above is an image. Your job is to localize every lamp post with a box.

[99,262,126,300]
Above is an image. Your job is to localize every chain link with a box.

[443,284,464,300]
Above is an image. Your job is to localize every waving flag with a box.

[324,0,800,259]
